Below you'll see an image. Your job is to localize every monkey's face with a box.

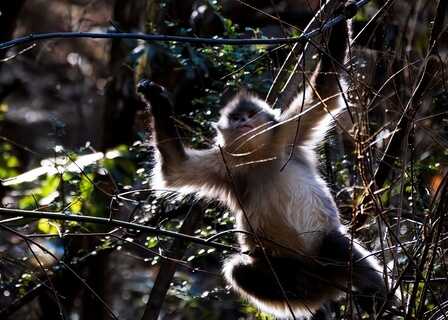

[215,95,276,152]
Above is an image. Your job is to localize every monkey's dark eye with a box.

[247,110,257,118]
[229,114,240,121]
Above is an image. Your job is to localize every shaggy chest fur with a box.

[231,159,340,255]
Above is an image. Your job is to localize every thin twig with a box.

[0,207,237,252]
[0,0,371,51]
[0,223,119,320]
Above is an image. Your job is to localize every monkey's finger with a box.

[137,79,160,92]
[137,79,165,96]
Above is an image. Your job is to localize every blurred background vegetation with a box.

[0,0,447,319]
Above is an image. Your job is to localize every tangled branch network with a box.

[0,0,369,50]
[0,0,370,247]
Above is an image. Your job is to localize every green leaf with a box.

[40,175,60,197]
[80,173,95,199]
[37,218,60,234]
[19,195,39,209]
[145,236,158,248]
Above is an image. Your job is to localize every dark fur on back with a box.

[228,230,387,316]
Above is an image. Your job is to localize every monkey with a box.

[137,3,392,319]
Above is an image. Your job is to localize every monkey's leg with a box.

[319,231,389,314]
[137,80,187,165]
[351,250,390,314]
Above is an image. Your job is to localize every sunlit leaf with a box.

[37,218,60,234]
[146,236,158,248]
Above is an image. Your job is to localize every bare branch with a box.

[0,0,370,51]
[0,207,237,252]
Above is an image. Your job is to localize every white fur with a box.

[147,17,389,316]
[150,94,348,317]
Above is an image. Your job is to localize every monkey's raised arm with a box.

[138,80,187,165]
[277,4,352,147]
[138,80,231,198]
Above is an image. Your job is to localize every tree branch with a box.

[141,204,203,320]
[0,0,370,51]
[373,0,447,189]
[0,207,237,252]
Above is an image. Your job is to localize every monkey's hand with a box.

[138,79,186,161]
[137,79,173,114]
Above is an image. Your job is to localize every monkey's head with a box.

[215,92,277,153]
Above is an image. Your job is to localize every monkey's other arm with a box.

[277,3,352,147]
[138,80,230,196]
